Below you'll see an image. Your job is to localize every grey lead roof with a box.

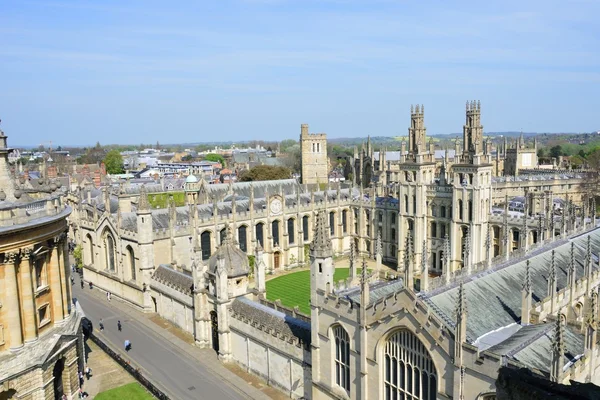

[426,228,600,341]
[151,264,193,294]
[231,297,311,346]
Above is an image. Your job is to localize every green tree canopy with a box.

[103,149,124,174]
[279,139,297,152]
[204,153,225,166]
[549,145,563,159]
[239,165,291,182]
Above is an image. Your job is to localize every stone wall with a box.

[229,317,311,399]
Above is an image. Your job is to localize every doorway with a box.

[274,252,281,269]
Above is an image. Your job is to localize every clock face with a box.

[270,198,282,215]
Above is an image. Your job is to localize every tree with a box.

[103,149,124,174]
[280,139,297,153]
[204,153,225,166]
[239,165,291,181]
[181,154,193,162]
[537,148,545,158]
[549,145,563,159]
[73,245,83,270]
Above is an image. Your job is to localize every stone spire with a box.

[443,234,451,284]
[463,227,471,273]
[421,240,429,292]
[550,311,565,383]
[454,280,467,367]
[349,238,357,280]
[548,249,556,293]
[375,230,382,273]
[485,224,492,269]
[585,292,598,382]
[310,210,333,258]
[404,235,414,290]
[360,258,369,306]
[521,260,532,325]
[138,184,150,211]
[586,235,593,294]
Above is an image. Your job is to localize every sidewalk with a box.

[83,340,135,398]
[83,286,284,400]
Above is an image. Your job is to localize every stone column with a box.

[58,237,71,316]
[4,252,24,350]
[49,244,66,323]
[20,248,38,343]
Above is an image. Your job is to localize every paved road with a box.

[72,281,248,400]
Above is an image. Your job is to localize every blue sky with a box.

[1,0,599,146]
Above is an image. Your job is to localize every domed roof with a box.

[208,225,249,278]
[185,174,198,183]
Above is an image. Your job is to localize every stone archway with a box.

[53,358,65,400]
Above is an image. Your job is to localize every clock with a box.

[270,198,283,215]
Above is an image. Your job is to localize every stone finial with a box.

[376,230,382,258]
[310,210,332,258]
[549,250,556,286]
[523,260,532,293]
[550,310,565,383]
[360,257,369,306]
[138,184,150,211]
[587,292,598,328]
[569,242,575,277]
[586,235,592,276]
[456,280,467,317]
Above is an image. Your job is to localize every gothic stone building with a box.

[0,130,83,400]
[69,104,600,399]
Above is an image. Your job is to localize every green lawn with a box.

[95,383,154,400]
[266,268,352,315]
[147,192,186,209]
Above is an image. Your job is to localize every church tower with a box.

[300,124,329,185]
[397,105,436,275]
[449,101,493,272]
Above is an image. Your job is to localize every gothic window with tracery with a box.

[384,330,437,400]
[105,233,116,272]
[333,325,350,392]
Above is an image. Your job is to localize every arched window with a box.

[404,195,409,213]
[342,210,348,233]
[105,232,116,272]
[302,216,309,241]
[329,212,335,237]
[431,222,437,238]
[468,200,473,222]
[412,196,416,214]
[384,330,437,400]
[272,221,280,247]
[334,326,351,392]
[256,223,264,247]
[354,209,358,234]
[86,234,94,265]
[458,200,464,221]
[220,228,226,245]
[288,219,295,244]
[127,246,136,281]
[440,206,446,218]
[201,231,211,260]
[238,226,247,252]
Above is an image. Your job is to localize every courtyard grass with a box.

[266,268,352,315]
[95,382,154,400]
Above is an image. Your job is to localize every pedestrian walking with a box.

[89,281,93,289]
[85,365,92,380]
[124,339,131,351]
[117,320,122,332]
[80,280,84,289]
[107,291,111,302]
[99,319,104,331]
[78,371,84,386]
[70,276,74,285]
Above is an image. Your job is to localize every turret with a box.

[521,260,532,325]
[310,210,334,293]
[550,311,565,383]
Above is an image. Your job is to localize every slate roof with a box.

[488,323,584,374]
[427,228,600,342]
[151,264,193,294]
[341,279,405,306]
[231,297,311,346]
